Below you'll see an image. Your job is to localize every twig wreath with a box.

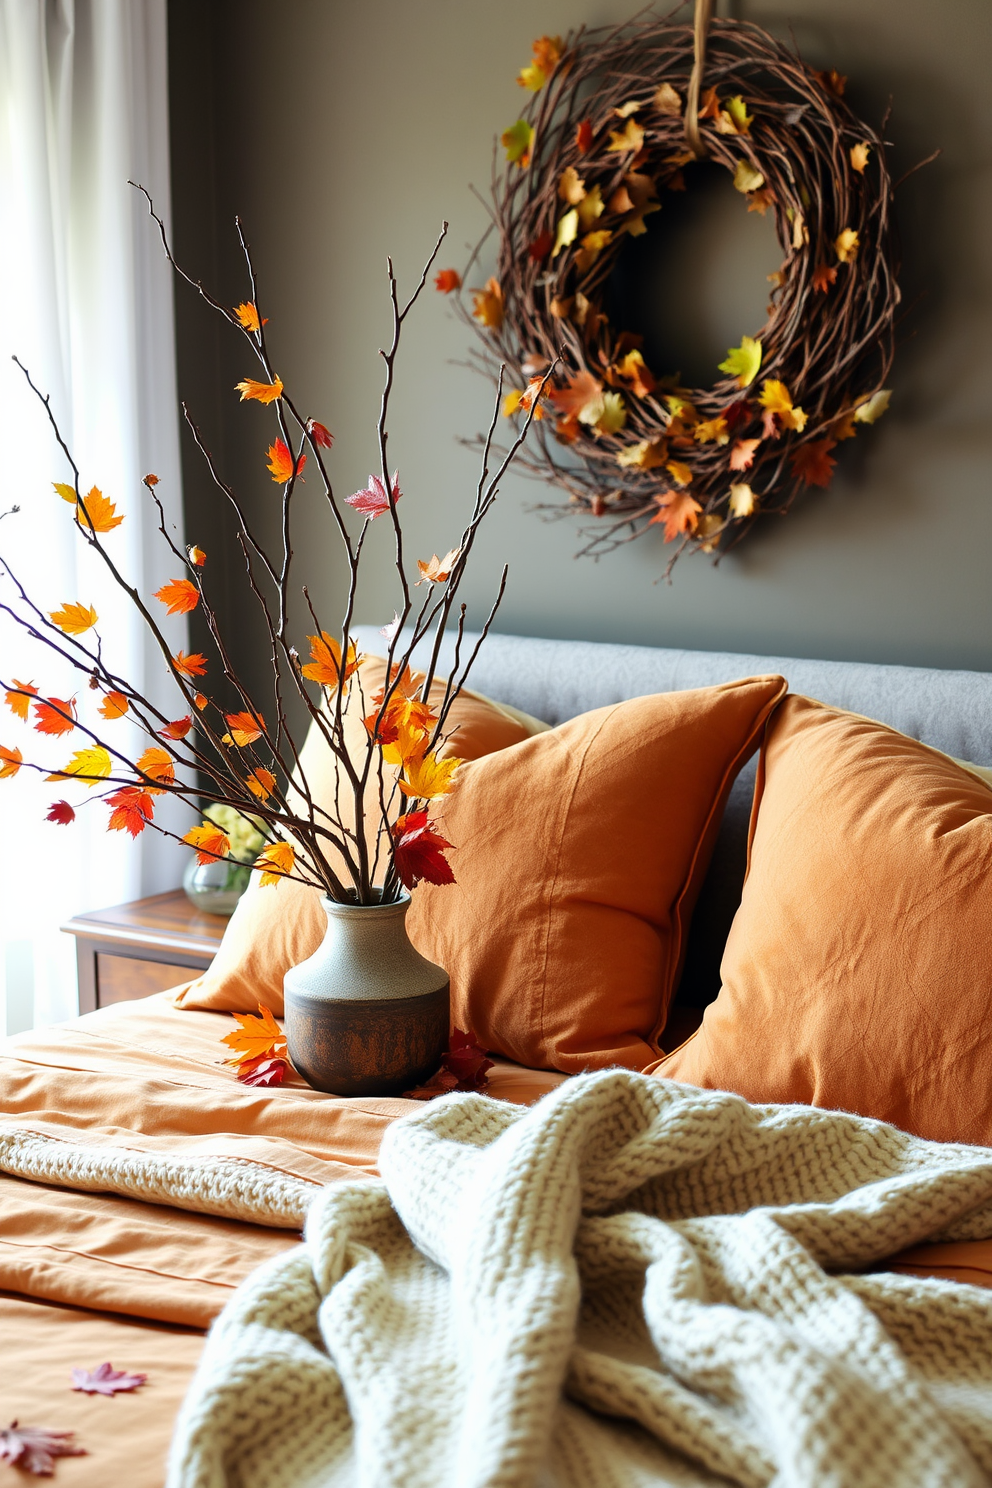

[441,4,917,576]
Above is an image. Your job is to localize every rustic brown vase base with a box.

[285,982,450,1097]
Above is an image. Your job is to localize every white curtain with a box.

[0,0,187,1031]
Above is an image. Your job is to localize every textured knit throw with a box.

[168,1070,992,1488]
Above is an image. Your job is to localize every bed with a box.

[4,628,992,1486]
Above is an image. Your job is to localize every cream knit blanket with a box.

[168,1071,992,1488]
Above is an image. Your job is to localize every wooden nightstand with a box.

[62,889,228,1014]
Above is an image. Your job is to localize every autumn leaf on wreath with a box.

[549,370,604,426]
[471,277,504,329]
[607,118,644,155]
[72,486,124,534]
[33,696,76,736]
[613,349,655,398]
[159,715,193,741]
[729,483,757,518]
[649,490,702,543]
[665,460,693,487]
[0,1422,86,1476]
[758,379,808,437]
[815,67,846,97]
[135,746,175,790]
[301,632,359,687]
[854,389,892,424]
[246,766,276,801]
[346,472,402,520]
[727,438,759,472]
[306,419,334,449]
[0,745,23,779]
[183,822,232,864]
[233,301,266,332]
[616,438,668,470]
[831,410,859,441]
[391,810,455,890]
[528,229,554,260]
[723,398,753,432]
[594,392,626,436]
[552,208,578,258]
[99,690,129,720]
[746,188,775,216]
[399,751,462,800]
[653,82,682,115]
[850,142,870,173]
[224,710,265,747]
[5,679,37,721]
[812,263,838,294]
[416,549,460,586]
[517,33,562,92]
[71,1362,147,1396]
[255,840,296,886]
[222,1003,287,1071]
[718,335,762,389]
[49,601,98,636]
[732,159,764,194]
[790,438,838,488]
[266,438,306,485]
[187,545,207,567]
[236,375,283,404]
[693,417,729,446]
[154,578,199,615]
[575,118,593,154]
[48,745,112,787]
[558,165,586,205]
[434,268,461,293]
[173,650,208,679]
[501,119,534,168]
[46,800,75,824]
[834,228,859,264]
[107,787,154,837]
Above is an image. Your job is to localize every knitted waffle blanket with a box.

[168,1070,992,1488]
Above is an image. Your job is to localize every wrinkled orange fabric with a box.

[175,655,546,1015]
[652,695,992,1145]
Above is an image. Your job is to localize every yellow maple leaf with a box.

[0,745,23,779]
[183,822,232,864]
[246,767,276,800]
[724,96,753,133]
[607,118,644,155]
[502,389,523,417]
[558,166,586,205]
[653,83,681,116]
[501,119,534,168]
[53,481,77,504]
[665,460,693,487]
[255,840,295,887]
[835,228,859,263]
[718,336,762,389]
[594,392,627,436]
[694,418,729,445]
[471,278,504,329]
[49,601,98,635]
[398,751,462,799]
[221,1002,286,1069]
[233,302,263,332]
[729,483,757,518]
[574,229,612,273]
[48,745,112,787]
[552,208,579,258]
[616,439,668,470]
[732,159,765,194]
[75,486,124,534]
[576,184,605,231]
[759,379,808,432]
[235,375,283,404]
[854,389,892,424]
[849,142,870,173]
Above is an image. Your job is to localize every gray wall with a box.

[168,0,992,712]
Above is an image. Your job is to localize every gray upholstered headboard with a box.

[354,626,992,1005]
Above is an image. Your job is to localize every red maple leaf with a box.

[433,268,461,293]
[812,263,838,293]
[236,1054,288,1087]
[106,786,154,838]
[527,230,554,261]
[575,118,593,154]
[71,1362,147,1396]
[159,715,193,740]
[32,697,76,736]
[403,1029,494,1100]
[345,471,402,519]
[266,438,306,484]
[391,810,455,890]
[0,1422,86,1475]
[722,398,753,433]
[45,800,75,825]
[790,438,838,488]
[306,419,334,449]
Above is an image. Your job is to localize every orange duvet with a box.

[1,992,990,1486]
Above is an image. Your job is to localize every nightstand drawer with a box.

[95,953,196,1006]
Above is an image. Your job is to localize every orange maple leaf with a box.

[136,746,175,790]
[223,710,265,747]
[154,578,199,615]
[193,692,208,710]
[74,486,124,534]
[49,601,98,635]
[729,438,761,471]
[812,263,838,293]
[415,549,460,586]
[549,370,603,422]
[255,840,295,886]
[649,490,703,542]
[33,697,77,736]
[0,744,23,778]
[183,822,231,864]
[471,278,504,330]
[221,1003,287,1070]
[159,715,193,740]
[790,438,838,488]
[246,766,276,800]
[107,786,154,837]
[173,650,208,679]
[434,269,461,293]
[266,438,306,484]
[99,690,129,720]
[236,375,283,404]
[5,679,38,721]
[233,302,266,332]
[575,119,593,154]
[187,545,206,567]
[301,633,359,688]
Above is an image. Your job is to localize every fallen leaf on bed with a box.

[46,800,75,824]
[71,1362,147,1396]
[391,810,455,890]
[237,1054,288,1087]
[222,1003,288,1072]
[33,697,76,736]
[403,1068,461,1100]
[403,1029,493,1099]
[0,1422,86,1476]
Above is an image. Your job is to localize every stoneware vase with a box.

[283,892,449,1097]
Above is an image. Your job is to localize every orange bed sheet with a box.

[2,991,991,1487]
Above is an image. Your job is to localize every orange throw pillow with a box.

[175,657,544,1015]
[652,695,992,1145]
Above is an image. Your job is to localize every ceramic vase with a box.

[283,892,449,1097]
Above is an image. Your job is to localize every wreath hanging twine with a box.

[450,6,905,573]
